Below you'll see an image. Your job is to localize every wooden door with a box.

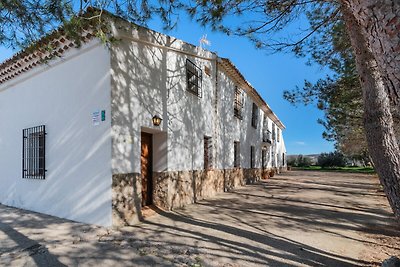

[141,132,153,207]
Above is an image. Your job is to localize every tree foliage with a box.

[283,19,369,160]
[0,0,73,49]
[317,152,347,168]
[288,155,312,167]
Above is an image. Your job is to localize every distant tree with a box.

[318,152,347,168]
[287,157,296,167]
[296,155,312,167]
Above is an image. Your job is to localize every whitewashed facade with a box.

[0,16,286,227]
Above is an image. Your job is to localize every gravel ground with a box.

[1,170,399,266]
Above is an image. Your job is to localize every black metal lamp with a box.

[152,115,162,126]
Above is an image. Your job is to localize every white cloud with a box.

[294,141,306,146]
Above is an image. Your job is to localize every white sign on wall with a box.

[92,110,100,126]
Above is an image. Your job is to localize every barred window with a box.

[250,145,255,169]
[272,124,276,141]
[204,136,213,170]
[234,141,240,168]
[234,86,244,119]
[277,128,280,142]
[251,103,258,128]
[186,59,202,97]
[22,125,46,179]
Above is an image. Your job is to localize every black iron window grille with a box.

[251,103,258,128]
[234,141,240,168]
[272,125,276,141]
[204,136,213,170]
[263,130,272,143]
[234,86,244,119]
[277,128,280,142]
[250,145,255,169]
[186,59,202,97]
[22,125,46,179]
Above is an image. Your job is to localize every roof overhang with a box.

[218,57,286,130]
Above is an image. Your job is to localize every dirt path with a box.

[1,171,399,266]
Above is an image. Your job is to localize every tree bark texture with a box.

[344,0,400,105]
[341,2,400,221]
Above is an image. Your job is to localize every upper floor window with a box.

[234,86,244,119]
[22,125,46,179]
[251,103,258,128]
[250,145,255,168]
[272,124,276,141]
[186,59,202,97]
[234,141,240,168]
[277,128,280,142]
[204,136,213,170]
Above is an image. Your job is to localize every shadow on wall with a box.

[1,45,113,227]
[110,25,215,220]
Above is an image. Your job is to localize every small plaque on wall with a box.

[92,110,100,126]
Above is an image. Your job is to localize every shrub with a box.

[296,155,312,167]
[317,152,347,168]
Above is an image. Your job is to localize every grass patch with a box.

[292,166,376,174]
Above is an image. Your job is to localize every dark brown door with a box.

[141,132,153,207]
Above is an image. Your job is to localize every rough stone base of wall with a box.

[112,173,142,227]
[112,167,269,227]
[224,168,245,191]
[154,169,225,210]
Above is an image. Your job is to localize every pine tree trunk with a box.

[344,0,400,106]
[341,3,400,221]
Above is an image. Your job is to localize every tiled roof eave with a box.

[218,57,286,130]
[0,31,95,85]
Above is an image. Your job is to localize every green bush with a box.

[317,152,347,168]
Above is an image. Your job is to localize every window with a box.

[22,125,46,179]
[277,128,280,142]
[251,103,258,128]
[234,141,240,168]
[250,145,255,169]
[272,124,276,141]
[186,59,202,97]
[234,86,244,119]
[204,136,212,170]
[271,151,275,167]
[262,149,267,169]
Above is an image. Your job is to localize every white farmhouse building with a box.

[0,12,286,227]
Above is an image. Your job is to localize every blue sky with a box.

[0,12,334,155]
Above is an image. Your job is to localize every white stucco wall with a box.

[0,41,113,226]
[110,22,217,174]
[109,20,286,174]
[216,67,286,170]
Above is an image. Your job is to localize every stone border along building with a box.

[0,11,286,227]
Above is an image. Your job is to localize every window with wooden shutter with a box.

[204,136,212,170]
[251,103,258,128]
[250,145,255,168]
[234,141,240,168]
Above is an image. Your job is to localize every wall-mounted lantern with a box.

[152,115,162,126]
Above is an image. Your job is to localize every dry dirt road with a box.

[1,170,399,266]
